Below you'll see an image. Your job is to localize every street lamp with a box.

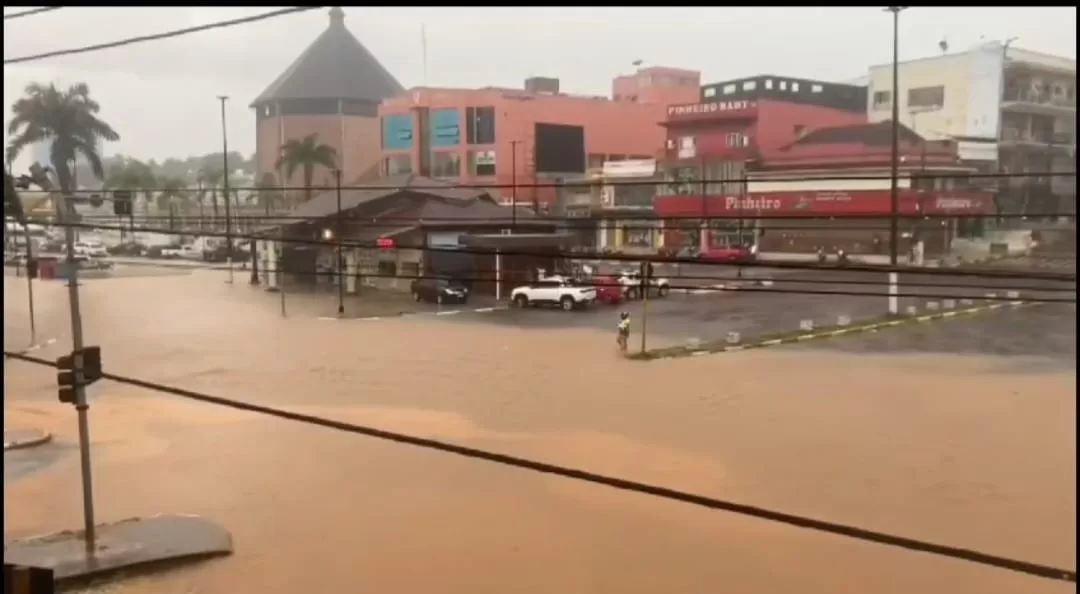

[218,95,234,284]
[885,6,908,267]
[333,168,344,316]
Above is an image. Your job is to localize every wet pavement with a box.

[2,267,1076,594]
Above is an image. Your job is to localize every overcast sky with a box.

[3,6,1076,170]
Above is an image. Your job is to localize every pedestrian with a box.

[616,311,631,353]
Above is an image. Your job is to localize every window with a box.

[742,80,758,91]
[725,133,749,148]
[779,81,788,91]
[469,150,497,176]
[703,87,717,98]
[430,152,462,177]
[612,183,656,208]
[907,85,945,109]
[625,227,654,247]
[464,106,496,144]
[791,82,800,92]
[765,79,774,90]
[872,90,892,110]
[811,84,824,93]
[722,83,736,94]
[382,154,412,176]
[679,136,696,149]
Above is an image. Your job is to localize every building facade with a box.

[865,41,1076,218]
[250,7,404,195]
[376,67,699,211]
[655,121,995,258]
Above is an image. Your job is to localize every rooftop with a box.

[250,7,404,107]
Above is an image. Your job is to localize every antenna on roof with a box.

[421,24,428,86]
[938,38,948,54]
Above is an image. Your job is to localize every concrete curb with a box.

[631,299,1036,361]
[4,429,54,451]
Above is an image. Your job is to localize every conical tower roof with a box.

[250,7,404,107]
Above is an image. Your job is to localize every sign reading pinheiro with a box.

[667,100,756,117]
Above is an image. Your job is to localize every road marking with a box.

[473,307,496,313]
[317,317,337,321]
[435,310,461,316]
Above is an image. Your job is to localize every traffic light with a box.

[57,354,76,404]
[55,347,104,405]
[113,190,133,216]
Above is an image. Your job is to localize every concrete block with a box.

[685,337,702,349]
[984,292,998,299]
[943,299,956,309]
[905,305,919,316]
[960,298,974,306]
[1006,290,1020,299]
[799,319,815,332]
[836,315,851,326]
[725,332,742,345]
[926,301,940,311]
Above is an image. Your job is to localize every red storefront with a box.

[655,120,998,258]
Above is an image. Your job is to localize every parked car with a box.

[107,242,147,257]
[161,245,200,260]
[511,276,597,311]
[700,246,756,263]
[410,278,469,305]
[617,269,671,300]
[586,275,625,305]
[74,241,108,258]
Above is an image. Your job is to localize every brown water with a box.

[3,271,1076,594]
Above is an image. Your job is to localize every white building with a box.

[866,41,1075,217]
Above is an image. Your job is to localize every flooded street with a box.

[4,270,1076,594]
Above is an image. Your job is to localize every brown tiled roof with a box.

[288,174,494,220]
[787,121,923,148]
[250,7,403,107]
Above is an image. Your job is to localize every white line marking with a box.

[473,307,496,313]
[317,317,337,321]
[760,339,783,346]
[691,351,708,356]
[436,310,462,316]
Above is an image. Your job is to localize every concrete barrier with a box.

[905,305,918,316]
[799,320,815,332]
[926,301,940,311]
[960,298,974,306]
[725,332,742,345]
[836,315,851,326]
[943,299,956,309]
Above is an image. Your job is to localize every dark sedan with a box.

[410,278,470,305]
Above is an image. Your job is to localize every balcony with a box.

[1001,89,1076,115]
[999,128,1075,151]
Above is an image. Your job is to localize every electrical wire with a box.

[14,170,1077,192]
[32,219,1079,284]
[3,7,322,65]
[3,6,61,20]
[1,349,1074,584]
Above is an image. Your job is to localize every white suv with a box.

[511,277,597,311]
[617,269,670,300]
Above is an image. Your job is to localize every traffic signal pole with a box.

[59,193,98,554]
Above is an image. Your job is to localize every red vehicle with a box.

[588,275,625,305]
[700,246,756,263]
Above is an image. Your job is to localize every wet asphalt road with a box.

[444,267,1076,350]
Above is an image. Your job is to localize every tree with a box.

[200,167,224,222]
[276,133,337,203]
[256,172,283,213]
[157,177,188,227]
[6,82,119,201]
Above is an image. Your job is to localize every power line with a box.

[3,6,61,20]
[33,219,1079,284]
[16,170,1078,192]
[1,350,1074,584]
[3,7,322,65]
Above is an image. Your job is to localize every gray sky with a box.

[3,6,1076,170]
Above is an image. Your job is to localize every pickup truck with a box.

[510,276,597,311]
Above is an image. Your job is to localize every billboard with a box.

[965,42,1005,140]
[534,123,585,174]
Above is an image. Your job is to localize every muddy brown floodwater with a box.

[3,270,1076,594]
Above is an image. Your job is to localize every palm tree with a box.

[256,172,283,214]
[105,158,156,214]
[200,168,224,225]
[6,82,119,206]
[157,177,187,229]
[276,133,337,203]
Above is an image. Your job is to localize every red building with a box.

[377,67,700,211]
[656,121,996,258]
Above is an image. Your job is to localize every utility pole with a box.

[510,140,521,231]
[58,175,98,554]
[218,95,234,284]
[334,169,345,316]
[885,6,908,315]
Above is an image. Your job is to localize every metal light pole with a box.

[885,6,907,315]
[57,175,98,553]
[218,95,234,284]
[510,140,521,231]
[334,169,345,316]
[7,160,37,344]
